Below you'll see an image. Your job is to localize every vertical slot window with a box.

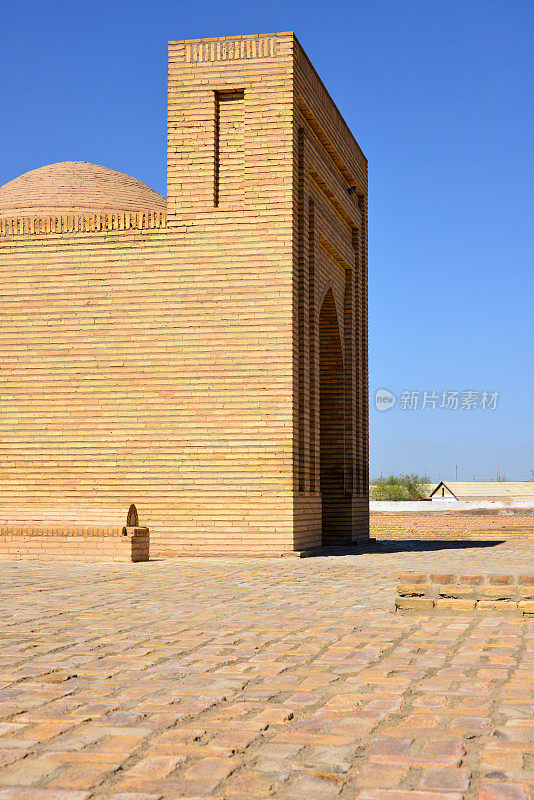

[215,90,244,206]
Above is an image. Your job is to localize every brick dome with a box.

[0,161,166,219]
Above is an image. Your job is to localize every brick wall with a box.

[0,32,369,556]
[371,509,534,541]
[293,36,369,549]
[0,528,149,562]
[396,573,534,614]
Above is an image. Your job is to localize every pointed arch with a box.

[319,290,351,544]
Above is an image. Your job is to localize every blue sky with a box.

[1,0,532,481]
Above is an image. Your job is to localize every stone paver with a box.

[0,539,532,799]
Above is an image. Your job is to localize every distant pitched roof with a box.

[429,481,534,501]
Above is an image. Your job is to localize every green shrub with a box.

[370,473,430,501]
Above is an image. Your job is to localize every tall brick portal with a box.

[0,32,368,556]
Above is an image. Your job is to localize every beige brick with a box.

[395,598,434,611]
[437,584,477,598]
[483,585,517,599]
[396,583,427,597]
[434,598,477,611]
[477,600,518,611]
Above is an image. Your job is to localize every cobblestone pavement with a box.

[0,539,532,800]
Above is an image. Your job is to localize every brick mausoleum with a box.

[0,32,368,557]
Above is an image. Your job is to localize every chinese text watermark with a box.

[375,388,499,412]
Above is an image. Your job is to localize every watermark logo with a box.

[375,388,397,411]
[374,389,499,411]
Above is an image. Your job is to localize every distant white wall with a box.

[370,500,534,512]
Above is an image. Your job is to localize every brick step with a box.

[395,572,534,614]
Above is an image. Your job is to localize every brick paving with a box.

[0,539,532,799]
